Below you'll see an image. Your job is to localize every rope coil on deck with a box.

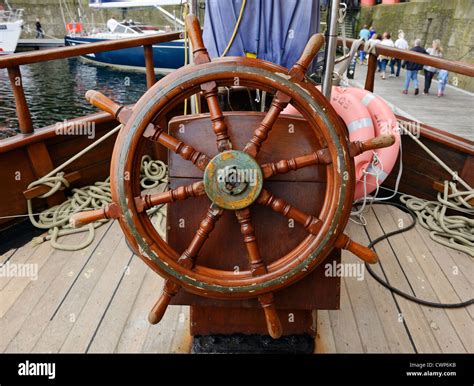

[28,155,168,251]
[400,181,474,257]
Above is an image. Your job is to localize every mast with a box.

[322,0,340,99]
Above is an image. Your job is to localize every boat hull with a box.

[64,35,185,73]
[0,20,22,55]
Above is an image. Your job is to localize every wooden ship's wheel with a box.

[72,16,394,340]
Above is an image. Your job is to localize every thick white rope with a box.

[400,182,474,257]
[26,123,168,251]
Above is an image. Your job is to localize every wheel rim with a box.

[111,58,354,298]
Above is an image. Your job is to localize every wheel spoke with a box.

[184,15,231,151]
[144,125,211,171]
[243,91,291,158]
[260,150,332,179]
[202,81,232,152]
[256,189,321,234]
[134,181,205,213]
[235,208,282,339]
[235,208,266,275]
[260,134,396,179]
[179,204,224,267]
[148,204,223,325]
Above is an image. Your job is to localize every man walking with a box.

[35,18,44,39]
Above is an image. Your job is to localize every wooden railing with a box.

[0,31,182,135]
[337,38,474,92]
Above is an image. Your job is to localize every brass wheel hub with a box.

[203,150,263,210]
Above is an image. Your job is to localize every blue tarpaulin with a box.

[203,0,320,71]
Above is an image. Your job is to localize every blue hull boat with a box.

[64,35,185,74]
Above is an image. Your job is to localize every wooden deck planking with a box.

[351,64,474,141]
[28,222,123,353]
[1,206,471,353]
[115,270,165,353]
[373,205,468,353]
[383,206,473,351]
[362,208,443,353]
[0,228,111,352]
[4,223,114,353]
[342,220,416,353]
[58,234,134,353]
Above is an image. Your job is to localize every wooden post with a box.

[7,66,34,134]
[144,45,156,89]
[365,54,377,92]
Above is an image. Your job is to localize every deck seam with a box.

[84,251,135,353]
[361,211,419,353]
[49,221,115,321]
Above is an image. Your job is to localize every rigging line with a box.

[220,0,247,57]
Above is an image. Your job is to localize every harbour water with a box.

[0,58,149,131]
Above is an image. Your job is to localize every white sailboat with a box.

[0,5,23,55]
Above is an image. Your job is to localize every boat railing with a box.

[0,31,182,136]
[0,32,472,143]
[0,9,23,23]
[337,38,474,92]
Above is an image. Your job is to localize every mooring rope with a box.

[25,122,168,251]
[400,181,474,257]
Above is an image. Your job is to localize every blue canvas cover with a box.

[203,0,320,71]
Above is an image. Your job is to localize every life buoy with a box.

[282,86,400,200]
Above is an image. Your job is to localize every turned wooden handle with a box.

[295,33,325,72]
[85,90,123,117]
[336,233,378,264]
[262,304,283,339]
[185,15,206,54]
[148,292,173,325]
[361,134,396,151]
[69,203,119,228]
[259,293,283,339]
[148,280,180,325]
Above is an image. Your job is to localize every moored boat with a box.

[0,5,23,55]
[64,0,185,73]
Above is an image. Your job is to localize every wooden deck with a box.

[351,64,474,141]
[0,205,472,353]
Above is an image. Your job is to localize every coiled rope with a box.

[26,123,168,251]
[400,181,474,257]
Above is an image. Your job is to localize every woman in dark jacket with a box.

[402,39,428,95]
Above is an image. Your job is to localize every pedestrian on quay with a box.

[366,33,381,71]
[423,39,443,95]
[378,32,394,80]
[358,25,371,64]
[369,26,376,39]
[437,69,449,97]
[402,38,428,95]
[35,18,44,39]
[390,30,408,77]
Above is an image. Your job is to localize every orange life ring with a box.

[282,86,400,200]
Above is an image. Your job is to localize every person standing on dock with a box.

[402,39,427,95]
[379,32,394,80]
[423,39,443,95]
[390,30,408,77]
[35,18,44,39]
[358,25,370,64]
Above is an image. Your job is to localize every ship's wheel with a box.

[71,15,394,338]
